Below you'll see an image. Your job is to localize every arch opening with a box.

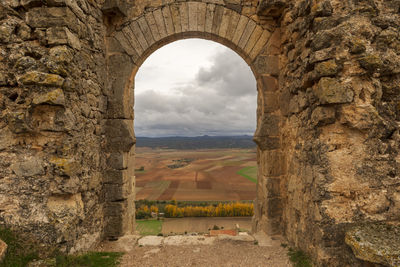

[133,39,258,234]
[103,1,282,240]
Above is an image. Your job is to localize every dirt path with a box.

[97,234,293,267]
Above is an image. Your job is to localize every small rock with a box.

[315,77,354,104]
[311,106,336,126]
[11,157,44,177]
[15,56,37,70]
[49,156,80,177]
[311,0,332,17]
[349,38,367,54]
[314,59,339,78]
[358,53,384,72]
[33,88,65,106]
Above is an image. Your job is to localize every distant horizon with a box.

[136,134,254,138]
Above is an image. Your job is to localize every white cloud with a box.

[134,39,257,137]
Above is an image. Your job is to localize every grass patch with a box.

[288,248,312,267]
[237,166,257,183]
[0,227,39,267]
[0,227,122,267]
[136,219,162,236]
[55,252,123,267]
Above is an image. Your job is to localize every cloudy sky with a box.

[134,39,257,137]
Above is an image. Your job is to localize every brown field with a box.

[135,148,257,201]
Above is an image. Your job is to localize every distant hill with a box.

[136,135,256,149]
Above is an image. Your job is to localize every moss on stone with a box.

[315,59,338,77]
[32,88,65,106]
[49,157,79,177]
[18,71,64,87]
[358,53,384,72]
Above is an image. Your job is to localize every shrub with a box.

[163,202,254,218]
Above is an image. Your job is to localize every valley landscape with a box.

[135,147,257,202]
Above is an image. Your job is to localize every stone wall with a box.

[0,0,109,252]
[276,0,400,265]
[0,0,399,266]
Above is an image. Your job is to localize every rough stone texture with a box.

[345,223,400,266]
[0,0,399,266]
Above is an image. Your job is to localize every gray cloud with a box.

[135,48,257,137]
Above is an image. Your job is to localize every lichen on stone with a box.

[345,223,400,266]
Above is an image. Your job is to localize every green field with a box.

[237,166,257,183]
[136,219,162,236]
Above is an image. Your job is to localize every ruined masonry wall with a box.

[0,0,108,252]
[0,0,399,266]
[278,0,400,265]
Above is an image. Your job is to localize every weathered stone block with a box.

[17,71,64,87]
[263,92,279,112]
[254,55,279,76]
[32,88,65,106]
[311,31,336,51]
[311,106,336,126]
[106,152,129,170]
[358,53,384,72]
[104,169,131,184]
[255,114,280,137]
[25,7,79,33]
[314,59,339,79]
[11,157,44,177]
[106,53,134,119]
[311,0,333,17]
[104,213,130,238]
[105,119,135,152]
[104,200,128,217]
[315,78,354,104]
[345,223,400,267]
[257,0,286,17]
[261,76,278,92]
[20,0,43,8]
[265,177,281,198]
[46,27,81,50]
[262,150,285,177]
[266,198,283,218]
[102,0,132,17]
[104,182,132,201]
[49,156,80,177]
[253,136,280,151]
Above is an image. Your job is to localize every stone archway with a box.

[103,1,282,239]
[2,0,399,264]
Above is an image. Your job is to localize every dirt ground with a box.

[99,236,293,267]
[120,241,292,267]
[135,148,257,201]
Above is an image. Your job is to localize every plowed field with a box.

[135,148,257,201]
